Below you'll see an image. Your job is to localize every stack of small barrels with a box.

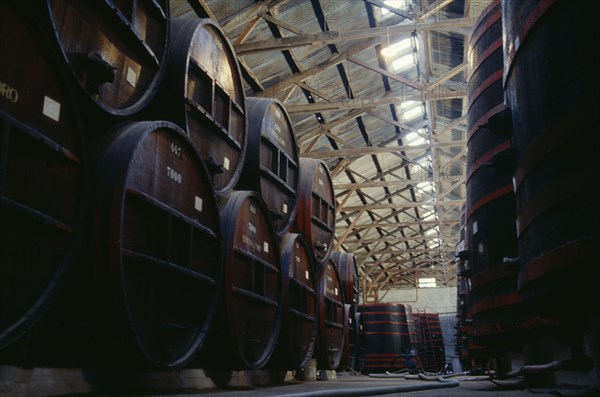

[0,0,347,373]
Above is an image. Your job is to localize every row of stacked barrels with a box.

[0,1,356,372]
[461,0,598,376]
[355,304,446,374]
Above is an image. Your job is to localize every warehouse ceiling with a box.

[172,0,490,301]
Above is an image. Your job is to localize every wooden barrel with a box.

[0,3,86,349]
[208,191,282,369]
[42,0,169,116]
[269,233,317,370]
[90,121,221,368]
[149,18,247,194]
[331,252,360,305]
[466,0,521,347]
[357,303,411,373]
[314,259,345,370]
[294,158,336,263]
[237,98,299,236]
[503,0,600,315]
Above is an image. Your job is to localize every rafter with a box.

[341,199,463,211]
[302,139,466,159]
[235,17,474,54]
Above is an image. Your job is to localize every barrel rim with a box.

[91,120,221,368]
[43,0,171,116]
[218,190,284,369]
[0,3,88,350]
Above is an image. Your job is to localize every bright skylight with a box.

[418,277,437,288]
[381,1,408,16]
[392,53,416,71]
[381,38,412,57]
[402,105,424,121]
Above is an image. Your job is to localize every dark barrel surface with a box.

[358,304,411,373]
[207,191,282,370]
[270,233,317,370]
[315,260,345,370]
[331,251,360,368]
[0,3,86,349]
[294,158,336,263]
[466,0,520,346]
[503,0,600,314]
[91,121,221,368]
[237,98,299,236]
[149,18,247,194]
[44,0,170,115]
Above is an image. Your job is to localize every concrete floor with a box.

[61,376,595,397]
[2,366,596,397]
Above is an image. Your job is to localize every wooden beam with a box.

[347,56,421,90]
[234,16,261,45]
[255,37,384,98]
[356,247,453,257]
[287,89,465,113]
[337,220,459,229]
[259,12,307,35]
[418,0,454,21]
[341,199,463,211]
[234,18,474,54]
[302,139,466,159]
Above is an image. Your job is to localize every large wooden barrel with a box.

[269,233,317,370]
[0,3,86,349]
[314,259,345,370]
[503,0,599,315]
[42,0,170,116]
[294,158,336,263]
[149,18,247,194]
[466,0,521,347]
[90,121,221,368]
[357,303,411,373]
[237,98,299,236]
[206,191,282,369]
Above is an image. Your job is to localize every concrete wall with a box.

[378,287,457,314]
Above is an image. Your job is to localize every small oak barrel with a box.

[357,304,411,373]
[43,0,170,116]
[207,191,282,369]
[269,233,317,370]
[294,158,336,263]
[0,3,86,349]
[503,0,600,315]
[237,98,299,236]
[314,259,344,370]
[91,121,221,368]
[466,0,521,347]
[149,18,247,194]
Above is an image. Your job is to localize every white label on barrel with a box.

[248,222,257,234]
[282,202,288,214]
[318,177,324,185]
[126,67,137,87]
[166,166,182,184]
[170,142,182,157]
[305,270,310,280]
[223,156,230,170]
[250,204,256,214]
[472,220,478,235]
[334,287,338,296]
[295,255,300,263]
[194,196,203,212]
[42,96,60,121]
[263,241,269,253]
